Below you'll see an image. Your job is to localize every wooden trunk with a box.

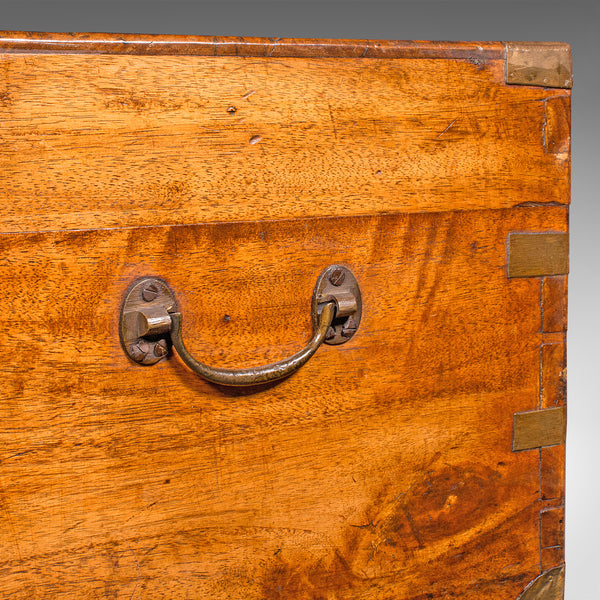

[0,33,570,599]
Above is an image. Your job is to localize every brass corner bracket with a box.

[506,42,572,89]
[517,565,565,600]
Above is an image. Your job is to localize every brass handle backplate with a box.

[119,265,362,386]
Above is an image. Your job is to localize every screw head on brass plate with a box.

[153,339,169,358]
[329,268,346,287]
[120,278,177,365]
[312,265,362,345]
[142,282,160,302]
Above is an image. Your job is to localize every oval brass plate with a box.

[119,278,177,365]
[312,264,362,345]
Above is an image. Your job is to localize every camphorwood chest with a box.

[0,33,571,599]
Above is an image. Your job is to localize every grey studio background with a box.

[0,1,597,598]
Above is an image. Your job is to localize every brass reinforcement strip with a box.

[508,232,569,278]
[513,406,566,452]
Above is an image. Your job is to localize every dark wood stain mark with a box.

[261,461,537,598]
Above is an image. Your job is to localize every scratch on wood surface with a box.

[5,449,35,461]
[37,138,78,163]
[241,89,255,100]
[327,101,338,140]
[0,484,23,563]
[349,520,377,530]
[542,98,548,152]
[368,539,382,562]
[435,118,458,140]
[63,520,83,534]
[402,505,424,549]
[127,542,142,600]
[537,509,543,573]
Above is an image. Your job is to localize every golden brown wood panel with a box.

[538,506,565,584]
[542,276,568,332]
[541,547,565,573]
[545,96,571,158]
[540,507,565,550]
[541,341,566,409]
[541,445,565,501]
[0,206,566,598]
[0,53,569,233]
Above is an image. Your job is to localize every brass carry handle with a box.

[169,304,335,386]
[120,265,362,387]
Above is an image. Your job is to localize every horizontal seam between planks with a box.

[0,205,570,238]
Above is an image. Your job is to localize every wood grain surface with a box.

[0,52,570,234]
[0,32,507,59]
[0,206,567,598]
[542,276,568,333]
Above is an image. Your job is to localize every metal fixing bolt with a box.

[142,282,160,302]
[329,268,346,287]
[341,316,358,338]
[129,342,148,363]
[154,339,169,358]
